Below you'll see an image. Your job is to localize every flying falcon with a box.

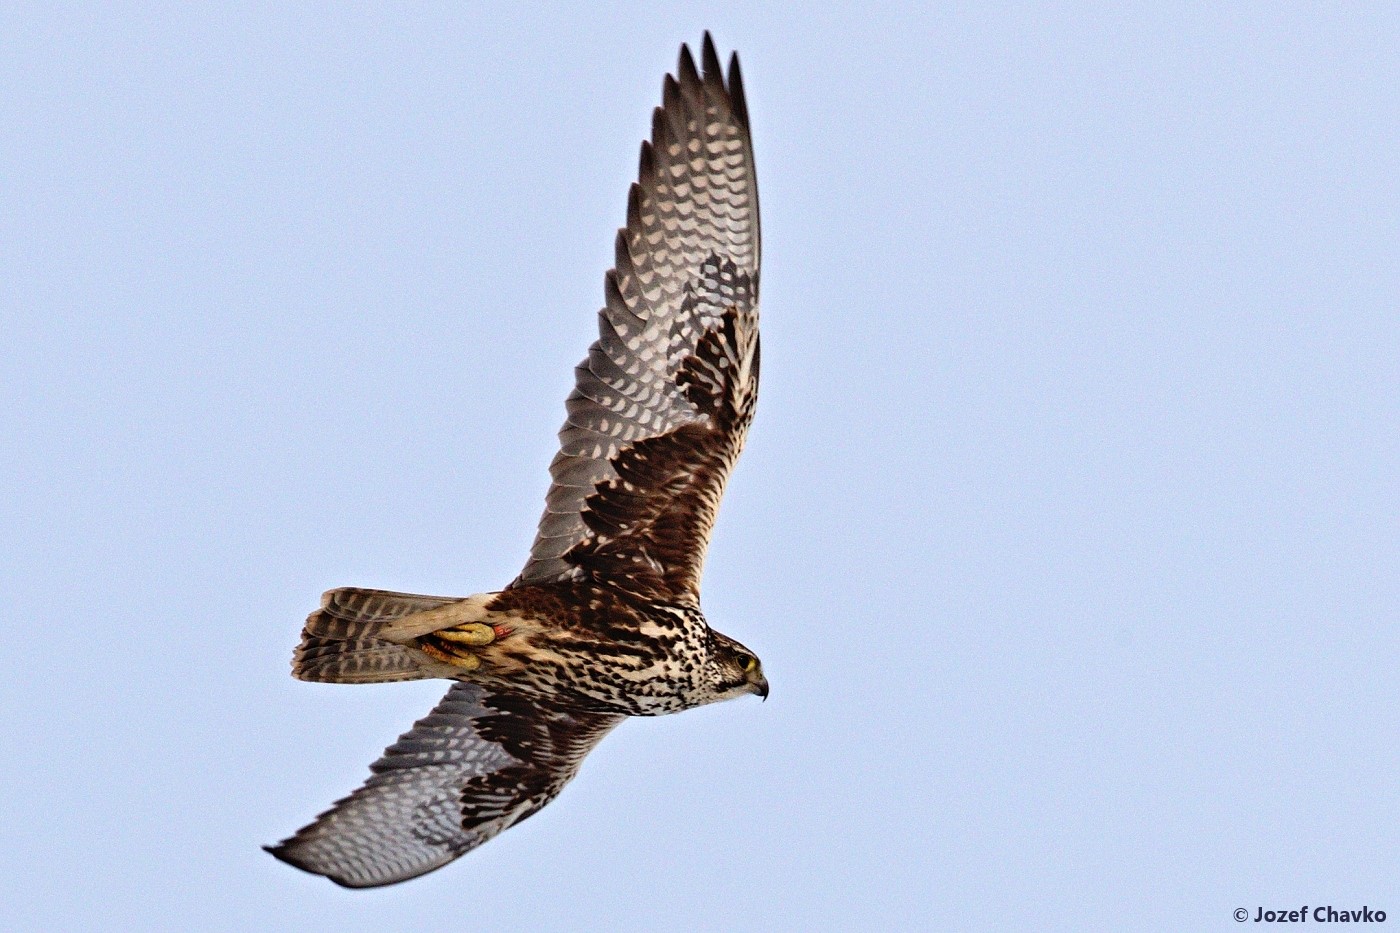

[266,34,765,888]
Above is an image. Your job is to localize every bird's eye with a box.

[738,654,757,673]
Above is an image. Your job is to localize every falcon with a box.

[266,33,765,888]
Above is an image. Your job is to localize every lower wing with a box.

[266,683,622,887]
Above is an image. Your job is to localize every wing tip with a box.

[681,33,749,129]
[677,41,701,90]
[701,32,720,75]
[650,103,670,151]
[263,840,329,881]
[265,842,384,889]
[727,50,749,129]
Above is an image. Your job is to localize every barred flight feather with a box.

[517,34,760,605]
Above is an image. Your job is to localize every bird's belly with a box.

[469,621,710,716]
[527,648,708,716]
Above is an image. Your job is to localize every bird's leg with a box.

[436,623,497,647]
[416,622,511,672]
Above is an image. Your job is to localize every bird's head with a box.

[709,630,768,702]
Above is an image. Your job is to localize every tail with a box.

[291,588,463,684]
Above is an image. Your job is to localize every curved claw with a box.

[418,639,482,671]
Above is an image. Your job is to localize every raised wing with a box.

[265,684,621,887]
[517,34,760,605]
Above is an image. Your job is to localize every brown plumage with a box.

[267,33,767,888]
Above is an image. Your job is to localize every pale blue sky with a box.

[3,4,1397,931]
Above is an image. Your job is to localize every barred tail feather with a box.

[304,587,463,641]
[290,588,501,683]
[292,587,467,684]
[292,634,427,684]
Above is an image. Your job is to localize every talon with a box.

[436,622,496,647]
[418,639,482,671]
[447,649,482,672]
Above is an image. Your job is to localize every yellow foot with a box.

[418,622,500,672]
[418,638,482,671]
[436,622,497,647]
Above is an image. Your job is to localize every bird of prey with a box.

[265,34,765,888]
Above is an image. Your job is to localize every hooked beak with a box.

[749,672,769,701]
